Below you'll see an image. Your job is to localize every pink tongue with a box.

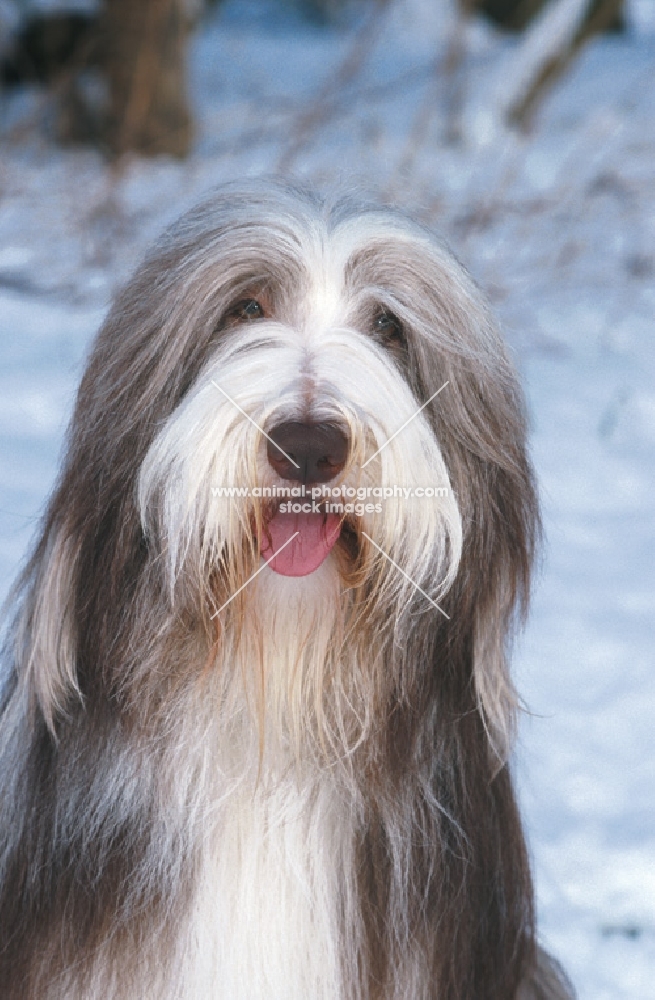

[260,511,342,577]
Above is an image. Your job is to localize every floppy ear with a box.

[411,261,540,764]
[447,351,538,764]
[12,528,81,732]
[8,242,227,731]
[466,432,538,765]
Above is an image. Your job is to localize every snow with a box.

[0,1,653,995]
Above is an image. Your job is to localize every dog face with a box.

[134,192,466,753]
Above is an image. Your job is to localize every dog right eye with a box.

[373,310,405,346]
[233,299,265,321]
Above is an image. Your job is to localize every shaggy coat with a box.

[0,180,574,1000]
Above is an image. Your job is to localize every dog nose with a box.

[267,422,349,484]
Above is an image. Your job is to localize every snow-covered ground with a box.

[0,1,653,995]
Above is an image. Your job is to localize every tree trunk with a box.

[103,0,192,158]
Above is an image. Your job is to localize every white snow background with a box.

[0,0,653,995]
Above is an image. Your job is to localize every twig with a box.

[386,3,472,198]
[508,0,624,129]
[277,0,392,174]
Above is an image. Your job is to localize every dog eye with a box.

[374,311,404,343]
[233,299,265,321]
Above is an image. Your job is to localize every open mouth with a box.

[258,506,342,577]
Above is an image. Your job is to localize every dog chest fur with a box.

[177,768,353,1000]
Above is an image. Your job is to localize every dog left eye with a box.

[234,299,265,321]
[374,311,404,343]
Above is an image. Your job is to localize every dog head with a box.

[15,179,538,764]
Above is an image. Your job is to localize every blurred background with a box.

[0,1,653,996]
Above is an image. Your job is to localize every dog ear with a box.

[11,527,80,732]
[470,449,538,765]
[438,351,540,765]
[405,253,540,764]
[7,254,201,730]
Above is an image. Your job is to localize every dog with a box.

[0,179,574,999]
